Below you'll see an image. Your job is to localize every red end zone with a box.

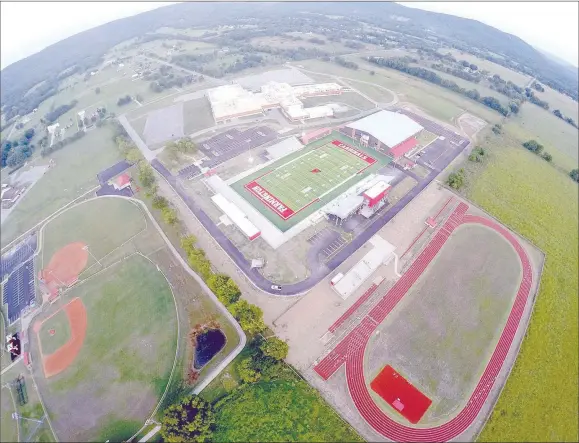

[244,181,296,220]
[370,365,432,424]
[331,140,376,165]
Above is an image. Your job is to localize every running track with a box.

[314,203,534,442]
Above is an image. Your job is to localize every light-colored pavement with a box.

[118,114,156,161]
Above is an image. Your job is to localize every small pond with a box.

[193,328,226,369]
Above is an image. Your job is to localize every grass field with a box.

[535,85,579,123]
[439,48,532,86]
[0,384,18,443]
[38,310,71,356]
[298,60,468,123]
[301,91,376,111]
[231,132,390,230]
[456,133,578,441]
[256,141,375,211]
[213,378,363,442]
[346,80,395,103]
[32,255,178,442]
[366,223,522,423]
[1,125,123,249]
[40,197,147,267]
[506,103,578,169]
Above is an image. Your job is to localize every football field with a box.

[231,132,391,231]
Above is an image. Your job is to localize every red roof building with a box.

[389,137,418,159]
[113,173,131,190]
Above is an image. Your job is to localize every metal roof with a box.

[346,110,423,148]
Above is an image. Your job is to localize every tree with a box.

[95,87,101,94]
[207,273,241,305]
[229,299,266,334]
[509,102,519,114]
[181,235,198,253]
[152,195,169,210]
[162,206,179,225]
[126,148,143,164]
[24,128,35,140]
[570,169,579,183]
[522,140,544,155]
[138,162,156,188]
[160,395,215,443]
[6,149,26,167]
[553,109,563,119]
[541,152,552,162]
[446,169,465,190]
[259,337,289,361]
[492,124,502,135]
[238,358,261,383]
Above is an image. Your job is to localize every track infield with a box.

[230,132,391,231]
[314,203,534,441]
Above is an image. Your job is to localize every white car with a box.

[271,285,282,291]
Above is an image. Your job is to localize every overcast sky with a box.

[1,1,578,70]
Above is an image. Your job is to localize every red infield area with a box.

[244,140,376,220]
[39,242,89,300]
[313,202,534,442]
[370,365,432,424]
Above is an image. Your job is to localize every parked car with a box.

[271,285,282,291]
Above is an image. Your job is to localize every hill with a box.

[1,2,577,120]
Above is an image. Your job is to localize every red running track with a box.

[328,283,380,333]
[313,205,533,442]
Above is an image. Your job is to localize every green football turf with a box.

[230,131,392,231]
[256,142,372,211]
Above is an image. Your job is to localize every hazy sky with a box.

[1,1,578,70]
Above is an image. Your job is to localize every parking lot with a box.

[178,126,278,179]
[416,138,466,171]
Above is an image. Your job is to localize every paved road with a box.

[118,114,156,161]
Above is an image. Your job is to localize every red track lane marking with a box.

[313,206,533,442]
[328,283,380,333]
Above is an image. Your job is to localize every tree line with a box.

[368,56,512,116]
[1,128,38,168]
[44,100,78,124]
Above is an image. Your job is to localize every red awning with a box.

[389,137,418,158]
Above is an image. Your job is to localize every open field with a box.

[0,383,19,443]
[459,137,578,441]
[1,125,123,248]
[0,363,57,442]
[230,132,390,230]
[297,60,470,124]
[535,85,579,123]
[440,48,532,86]
[301,91,376,111]
[40,197,146,267]
[506,103,578,169]
[31,255,177,442]
[366,223,521,423]
[346,80,395,103]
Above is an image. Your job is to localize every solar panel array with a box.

[3,258,35,324]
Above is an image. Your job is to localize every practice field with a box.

[30,255,178,442]
[231,132,390,230]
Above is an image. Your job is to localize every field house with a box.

[206,110,425,249]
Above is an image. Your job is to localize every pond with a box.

[193,328,226,369]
